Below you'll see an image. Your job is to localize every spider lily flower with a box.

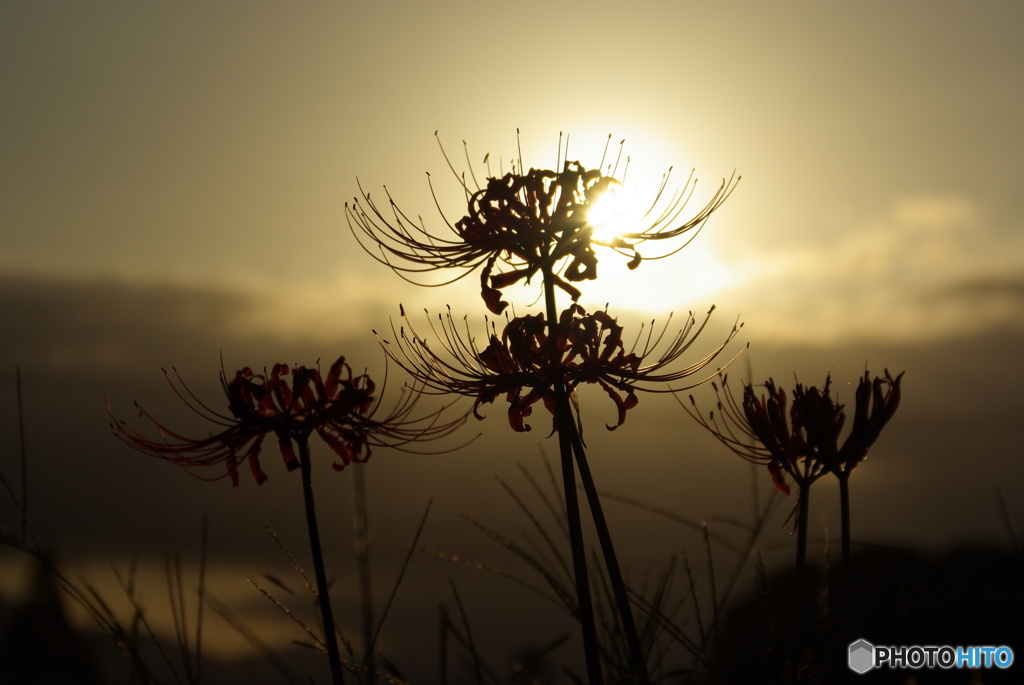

[835,369,904,473]
[346,132,739,314]
[686,369,904,493]
[789,371,904,476]
[111,356,467,486]
[377,303,743,433]
[686,375,811,495]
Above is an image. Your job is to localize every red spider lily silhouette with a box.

[347,132,738,314]
[378,303,744,433]
[110,356,467,486]
[686,369,903,494]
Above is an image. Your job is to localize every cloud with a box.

[0,274,252,374]
[720,193,1024,344]
[927,276,1024,303]
[0,270,463,377]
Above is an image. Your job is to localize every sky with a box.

[1,1,1023,681]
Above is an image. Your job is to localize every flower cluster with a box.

[112,356,465,486]
[380,303,743,433]
[347,135,742,683]
[347,134,738,314]
[687,369,903,493]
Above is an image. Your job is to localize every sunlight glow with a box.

[586,182,631,245]
[576,152,741,314]
[584,241,739,314]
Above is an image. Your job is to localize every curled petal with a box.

[481,255,509,314]
[768,460,791,496]
[225,450,240,487]
[490,268,531,289]
[508,404,530,433]
[245,439,269,486]
[598,379,637,431]
[277,435,300,472]
[564,246,598,282]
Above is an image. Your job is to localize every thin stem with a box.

[792,474,811,685]
[194,516,208,685]
[541,263,603,685]
[567,414,651,684]
[837,470,851,651]
[439,606,449,685]
[560,421,604,682]
[352,464,375,685]
[16,367,28,543]
[794,481,809,592]
[298,436,345,685]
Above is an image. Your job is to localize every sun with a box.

[580,181,738,313]
[586,182,634,245]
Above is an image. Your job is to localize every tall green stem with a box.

[792,469,811,685]
[837,470,851,651]
[567,416,650,683]
[298,436,345,685]
[794,479,810,594]
[558,410,604,683]
[541,265,603,685]
[353,465,376,684]
[539,260,650,683]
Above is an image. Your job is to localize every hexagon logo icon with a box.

[848,639,875,674]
